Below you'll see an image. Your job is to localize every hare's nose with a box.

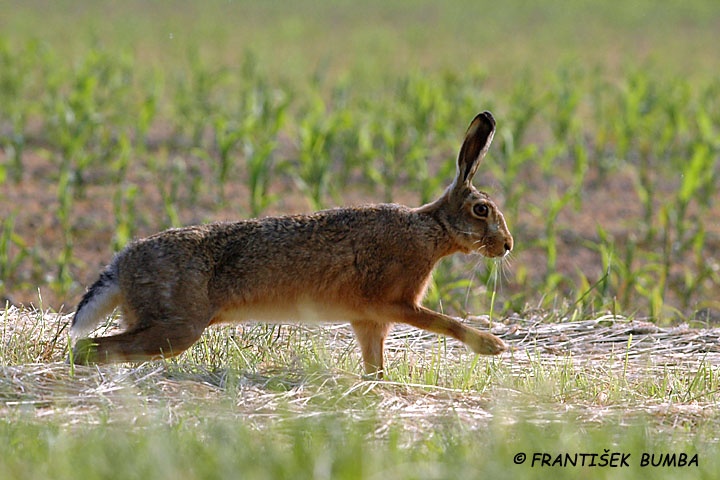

[504,237,513,253]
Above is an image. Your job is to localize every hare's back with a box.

[209,205,441,301]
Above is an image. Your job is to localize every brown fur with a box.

[70,111,513,378]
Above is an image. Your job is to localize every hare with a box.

[70,111,513,377]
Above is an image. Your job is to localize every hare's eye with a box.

[473,203,489,218]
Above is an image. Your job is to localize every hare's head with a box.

[435,111,513,258]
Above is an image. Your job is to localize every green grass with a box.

[1,1,720,478]
[1,413,716,480]
[1,0,717,83]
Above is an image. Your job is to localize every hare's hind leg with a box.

[351,320,392,378]
[72,323,207,364]
[72,317,209,364]
[380,304,506,355]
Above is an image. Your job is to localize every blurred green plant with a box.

[0,35,717,323]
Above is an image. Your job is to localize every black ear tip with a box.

[466,111,496,137]
[478,111,495,127]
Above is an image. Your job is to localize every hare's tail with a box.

[70,264,121,340]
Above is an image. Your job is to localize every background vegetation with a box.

[1,0,719,478]
[1,0,719,322]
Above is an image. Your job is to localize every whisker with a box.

[463,254,487,310]
[499,254,514,283]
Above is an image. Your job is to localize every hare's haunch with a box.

[70,111,513,377]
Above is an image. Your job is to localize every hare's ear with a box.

[452,111,496,190]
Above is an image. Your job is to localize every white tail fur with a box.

[70,268,121,340]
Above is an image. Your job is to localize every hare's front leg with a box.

[380,304,506,355]
[351,320,392,378]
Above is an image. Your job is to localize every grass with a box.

[2,306,720,479]
[1,1,720,478]
[0,413,715,479]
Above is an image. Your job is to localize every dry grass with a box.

[3,306,719,479]
[3,304,720,439]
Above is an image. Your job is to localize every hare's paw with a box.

[465,330,506,355]
[361,370,385,381]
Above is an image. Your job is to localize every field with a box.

[1,0,720,478]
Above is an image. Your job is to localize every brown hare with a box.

[70,111,513,377]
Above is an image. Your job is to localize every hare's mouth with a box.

[474,240,512,258]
